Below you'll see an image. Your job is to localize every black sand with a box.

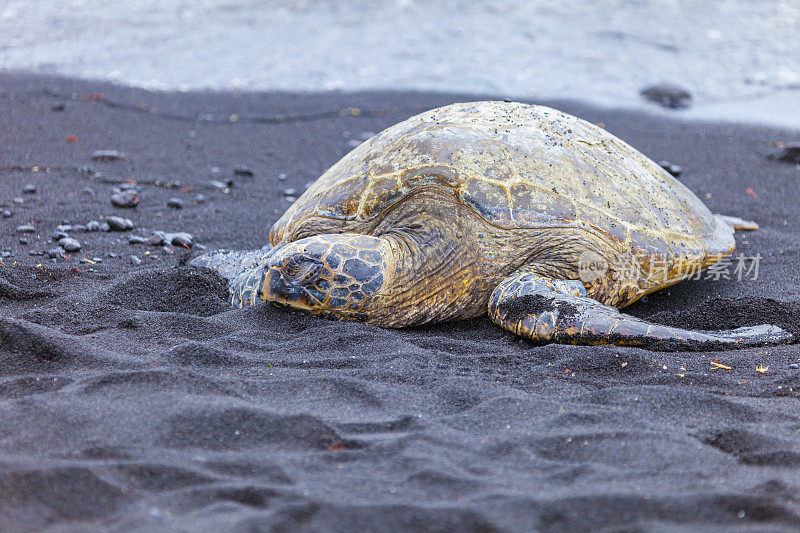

[1,72,800,532]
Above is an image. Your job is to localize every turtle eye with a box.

[282,256,323,283]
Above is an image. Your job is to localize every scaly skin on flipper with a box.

[189,246,272,307]
[191,101,793,350]
[488,270,793,351]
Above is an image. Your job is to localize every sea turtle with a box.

[192,101,792,350]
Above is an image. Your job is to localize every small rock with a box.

[278,173,288,181]
[85,220,101,232]
[790,363,799,369]
[234,166,254,177]
[161,245,174,255]
[119,183,138,191]
[107,216,134,231]
[167,198,184,209]
[22,184,37,194]
[92,149,123,161]
[170,232,193,248]
[18,237,28,244]
[51,103,65,112]
[283,188,297,196]
[640,83,692,109]
[72,224,86,232]
[193,193,206,204]
[92,257,103,263]
[13,197,24,205]
[29,250,43,256]
[59,237,81,252]
[130,255,142,265]
[82,187,95,197]
[47,248,67,259]
[100,221,111,232]
[209,180,229,191]
[1,209,12,218]
[106,252,118,258]
[129,235,148,245]
[111,190,139,208]
[56,224,72,232]
[51,230,69,241]
[659,161,682,177]
[285,196,296,202]
[16,224,35,233]
[148,233,165,246]
[770,143,800,165]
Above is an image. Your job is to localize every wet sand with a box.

[1,72,800,531]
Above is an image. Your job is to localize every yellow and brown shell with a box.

[270,101,733,271]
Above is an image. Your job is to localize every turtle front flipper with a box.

[488,270,794,351]
[190,245,272,307]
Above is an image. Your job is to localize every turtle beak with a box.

[258,249,321,311]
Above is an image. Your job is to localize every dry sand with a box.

[1,72,800,531]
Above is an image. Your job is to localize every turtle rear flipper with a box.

[716,214,759,231]
[488,270,794,351]
[190,246,272,307]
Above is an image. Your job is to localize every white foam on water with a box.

[1,0,798,130]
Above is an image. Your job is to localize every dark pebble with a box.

[51,231,69,241]
[130,255,142,265]
[92,257,103,263]
[170,232,193,248]
[85,220,100,232]
[167,198,184,209]
[22,184,37,194]
[47,248,67,259]
[51,103,65,112]
[640,83,692,109]
[107,216,134,231]
[790,363,799,369]
[1,209,12,218]
[285,196,296,202]
[128,235,148,245]
[29,250,43,256]
[234,166,254,177]
[16,225,35,233]
[100,221,111,232]
[278,173,288,181]
[161,245,175,255]
[72,224,86,232]
[111,190,139,208]
[148,233,165,246]
[193,193,206,204]
[771,143,800,165]
[59,237,81,252]
[283,188,297,196]
[107,252,118,258]
[92,149,123,161]
[13,197,24,205]
[209,180,229,191]
[56,224,72,232]
[659,161,682,177]
[18,237,28,244]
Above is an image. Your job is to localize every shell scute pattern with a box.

[273,101,732,269]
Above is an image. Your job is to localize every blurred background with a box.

[1,0,799,128]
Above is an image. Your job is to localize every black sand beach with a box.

[1,72,800,531]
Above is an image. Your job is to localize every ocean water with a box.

[1,0,799,129]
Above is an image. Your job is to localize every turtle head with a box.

[260,234,392,321]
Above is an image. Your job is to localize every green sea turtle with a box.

[192,101,792,350]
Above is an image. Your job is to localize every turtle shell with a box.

[270,101,733,263]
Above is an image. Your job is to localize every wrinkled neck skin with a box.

[371,207,487,327]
